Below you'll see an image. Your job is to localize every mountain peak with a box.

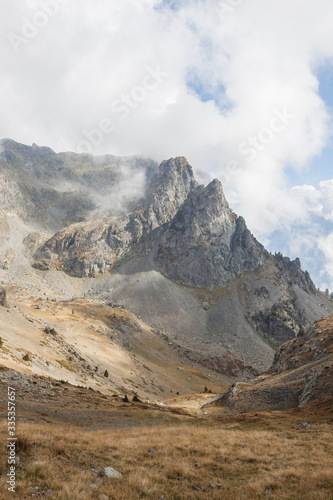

[156,178,268,288]
[158,156,196,185]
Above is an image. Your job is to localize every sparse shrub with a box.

[16,435,32,453]
[22,353,30,362]
[0,337,3,348]
[123,394,129,403]
[104,370,109,378]
[133,394,140,402]
[43,326,57,335]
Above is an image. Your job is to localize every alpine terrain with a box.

[0,139,333,499]
[1,138,333,387]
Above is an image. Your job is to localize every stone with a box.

[98,495,109,500]
[100,467,123,479]
[78,492,89,499]
[90,481,101,488]
[297,422,310,430]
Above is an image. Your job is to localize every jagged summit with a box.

[156,178,268,287]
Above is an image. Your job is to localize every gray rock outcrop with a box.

[156,178,269,287]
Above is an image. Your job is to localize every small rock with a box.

[90,481,101,488]
[297,422,310,430]
[148,448,156,453]
[102,467,123,479]
[78,492,89,499]
[98,495,109,500]
[194,462,201,469]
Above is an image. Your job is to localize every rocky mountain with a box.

[0,138,157,231]
[32,156,198,277]
[203,314,333,412]
[1,139,333,383]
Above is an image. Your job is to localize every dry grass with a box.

[1,418,333,499]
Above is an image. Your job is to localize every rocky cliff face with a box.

[1,139,333,376]
[32,157,198,277]
[0,138,157,230]
[156,179,269,287]
[272,315,333,373]
[204,314,333,411]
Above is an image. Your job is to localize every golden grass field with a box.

[1,404,333,500]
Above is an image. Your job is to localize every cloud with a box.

[318,232,333,287]
[1,0,333,287]
[264,181,333,290]
[89,161,148,215]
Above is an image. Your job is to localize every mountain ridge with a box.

[0,139,333,379]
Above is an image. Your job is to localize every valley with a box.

[0,140,333,499]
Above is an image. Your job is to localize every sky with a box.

[1,0,333,290]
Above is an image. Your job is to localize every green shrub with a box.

[43,326,57,335]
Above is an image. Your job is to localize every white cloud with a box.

[1,0,333,287]
[318,232,333,287]
[265,180,333,290]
